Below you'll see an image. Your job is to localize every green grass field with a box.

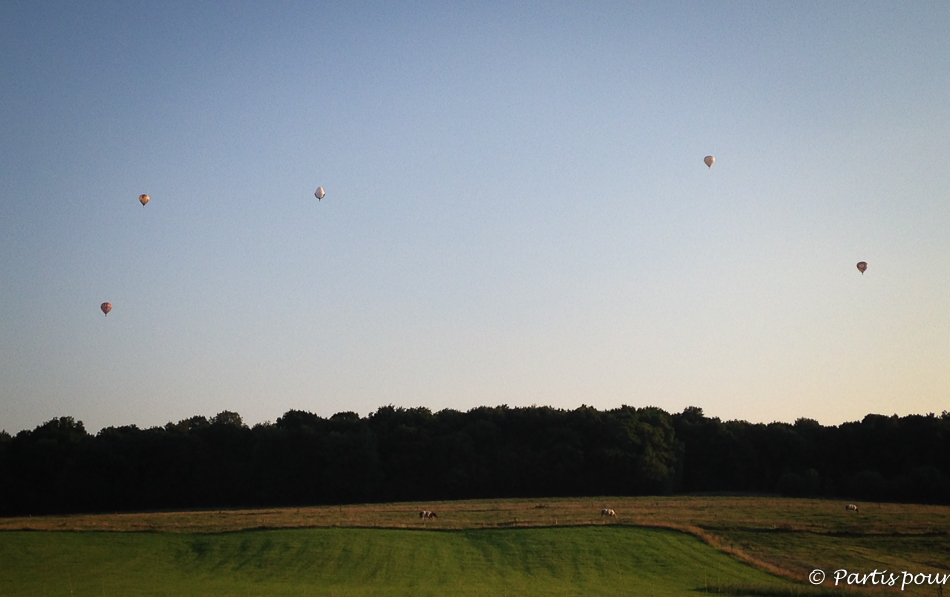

[0,526,806,596]
[1,497,947,596]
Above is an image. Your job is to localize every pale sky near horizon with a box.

[2,1,948,434]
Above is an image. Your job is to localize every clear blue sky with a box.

[2,1,948,434]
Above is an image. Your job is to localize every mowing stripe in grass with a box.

[0,526,802,596]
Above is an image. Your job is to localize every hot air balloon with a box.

[704,156,715,168]
[100,302,112,316]
[856,261,867,274]
[139,194,150,206]
[314,187,325,200]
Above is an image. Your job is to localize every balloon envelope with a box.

[704,156,715,168]
[856,261,868,274]
[100,302,112,316]
[139,194,149,206]
[314,187,325,200]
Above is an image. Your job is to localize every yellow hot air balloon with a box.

[100,302,112,316]
[704,155,715,168]
[139,194,150,206]
[856,261,868,274]
[314,187,326,200]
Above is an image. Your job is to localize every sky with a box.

[2,1,948,434]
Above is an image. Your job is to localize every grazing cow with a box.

[419,510,438,519]
[601,508,616,517]
[845,504,859,513]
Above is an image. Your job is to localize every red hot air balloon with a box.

[100,302,112,316]
[139,194,150,206]
[856,261,868,274]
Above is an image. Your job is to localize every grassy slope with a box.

[0,527,797,597]
[1,496,948,596]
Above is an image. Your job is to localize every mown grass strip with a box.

[0,526,807,597]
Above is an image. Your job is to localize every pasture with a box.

[0,526,801,596]
[1,496,948,596]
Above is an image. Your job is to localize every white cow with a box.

[845,504,859,513]
[601,508,616,517]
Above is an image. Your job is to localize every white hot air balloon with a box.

[314,187,326,200]
[704,156,715,168]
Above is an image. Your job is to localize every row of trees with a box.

[1,405,948,515]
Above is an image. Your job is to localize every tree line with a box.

[1,405,948,516]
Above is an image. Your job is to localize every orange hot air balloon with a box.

[100,302,113,316]
[314,187,326,200]
[704,155,715,168]
[139,194,150,206]
[856,261,868,274]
